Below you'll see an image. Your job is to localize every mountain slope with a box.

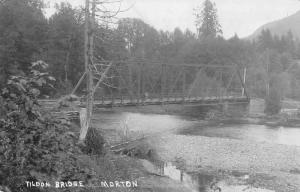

[247,10,300,40]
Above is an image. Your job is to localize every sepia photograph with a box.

[0,0,300,191]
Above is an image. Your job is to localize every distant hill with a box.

[247,10,300,41]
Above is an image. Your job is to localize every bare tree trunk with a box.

[266,50,270,98]
[242,67,247,96]
[79,0,92,142]
[86,0,96,130]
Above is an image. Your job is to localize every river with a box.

[91,110,300,192]
[92,111,300,147]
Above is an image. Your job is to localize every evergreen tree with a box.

[195,0,222,39]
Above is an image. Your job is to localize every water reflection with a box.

[180,124,300,147]
[158,162,199,192]
[161,162,275,192]
[92,112,195,135]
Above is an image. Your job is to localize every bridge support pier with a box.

[220,100,250,117]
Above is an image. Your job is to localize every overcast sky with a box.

[45,0,300,38]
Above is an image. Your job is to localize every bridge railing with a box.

[91,88,247,106]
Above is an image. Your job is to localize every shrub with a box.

[85,127,106,155]
[264,88,282,115]
[0,61,93,192]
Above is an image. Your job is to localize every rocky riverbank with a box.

[91,99,300,192]
[145,133,300,192]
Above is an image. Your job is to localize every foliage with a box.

[0,0,47,86]
[247,29,300,104]
[0,61,93,192]
[1,0,300,101]
[194,0,222,39]
[85,127,106,155]
[264,88,282,115]
[47,2,84,89]
[117,18,160,59]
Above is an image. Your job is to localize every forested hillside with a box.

[247,10,300,41]
[0,0,300,109]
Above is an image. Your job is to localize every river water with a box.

[92,111,300,192]
[179,123,300,147]
[93,111,300,147]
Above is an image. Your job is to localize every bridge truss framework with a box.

[78,0,249,141]
[91,60,249,107]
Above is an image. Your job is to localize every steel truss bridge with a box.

[89,60,250,108]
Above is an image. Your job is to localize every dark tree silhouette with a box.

[195,0,222,39]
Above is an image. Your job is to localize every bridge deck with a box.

[91,96,249,108]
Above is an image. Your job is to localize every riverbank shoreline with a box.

[93,100,300,128]
[90,99,300,192]
[200,116,300,128]
[95,112,300,192]
[145,132,300,192]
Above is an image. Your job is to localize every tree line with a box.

[1,0,300,113]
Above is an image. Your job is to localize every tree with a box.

[0,0,47,86]
[47,2,84,92]
[264,85,282,115]
[157,30,174,61]
[195,0,222,39]
[253,29,300,113]
[257,29,275,51]
[117,18,160,59]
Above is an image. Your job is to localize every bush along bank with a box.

[0,61,95,191]
[0,61,144,192]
